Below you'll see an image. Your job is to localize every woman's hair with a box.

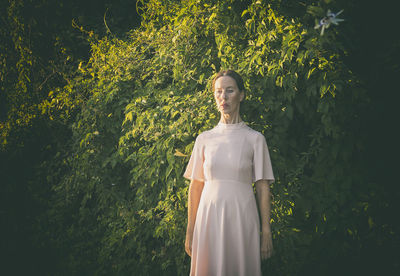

[211,70,245,92]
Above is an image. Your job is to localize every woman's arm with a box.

[185,179,204,257]
[255,179,273,260]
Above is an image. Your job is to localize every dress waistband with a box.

[204,179,251,185]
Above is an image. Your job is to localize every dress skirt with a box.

[190,179,262,276]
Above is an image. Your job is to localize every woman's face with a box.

[214,76,244,115]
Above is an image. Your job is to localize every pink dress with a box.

[183,121,275,276]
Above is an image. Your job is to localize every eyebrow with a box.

[215,86,235,89]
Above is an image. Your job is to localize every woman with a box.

[184,70,274,276]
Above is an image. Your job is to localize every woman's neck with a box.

[219,113,242,124]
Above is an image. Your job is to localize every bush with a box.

[23,0,398,275]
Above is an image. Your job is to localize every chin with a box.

[221,110,232,115]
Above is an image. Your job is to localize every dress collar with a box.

[216,120,246,130]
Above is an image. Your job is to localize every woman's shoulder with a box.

[195,122,266,140]
[194,128,214,142]
[243,124,265,139]
[197,128,215,140]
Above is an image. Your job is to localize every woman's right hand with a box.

[185,228,193,257]
[185,179,204,258]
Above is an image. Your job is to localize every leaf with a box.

[174,149,187,157]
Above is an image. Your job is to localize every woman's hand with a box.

[255,180,274,260]
[261,225,273,260]
[185,227,193,257]
[185,179,204,257]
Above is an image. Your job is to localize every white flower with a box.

[314,9,344,36]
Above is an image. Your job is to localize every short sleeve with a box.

[183,135,204,182]
[252,133,275,184]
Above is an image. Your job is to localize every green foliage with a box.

[2,0,399,275]
[0,0,140,274]
[37,0,392,275]
[0,0,141,148]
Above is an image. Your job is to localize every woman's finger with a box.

[185,242,192,257]
[261,237,273,260]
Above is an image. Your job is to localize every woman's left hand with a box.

[261,226,273,260]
